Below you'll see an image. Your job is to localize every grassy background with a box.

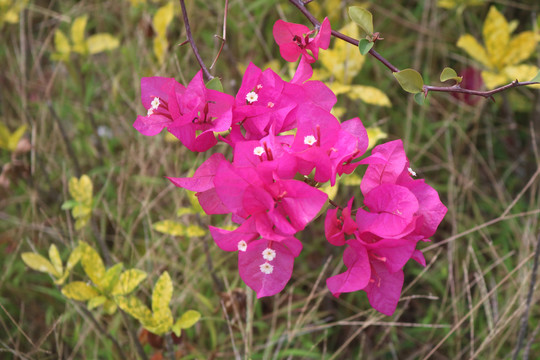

[1,0,539,358]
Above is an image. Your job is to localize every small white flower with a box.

[238,240,248,252]
[304,135,317,146]
[256,84,263,90]
[253,146,265,156]
[267,102,275,108]
[262,248,276,261]
[147,108,154,116]
[246,91,258,103]
[408,167,417,177]
[259,262,274,274]
[151,97,160,109]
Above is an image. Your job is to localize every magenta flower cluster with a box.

[133,18,446,315]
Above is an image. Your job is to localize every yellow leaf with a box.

[456,34,491,69]
[22,252,61,277]
[329,83,351,96]
[152,271,172,314]
[187,190,204,214]
[483,6,509,69]
[87,296,107,310]
[152,2,174,37]
[48,244,63,277]
[153,220,185,236]
[145,309,173,335]
[71,15,88,54]
[116,295,153,322]
[101,263,124,294]
[481,70,507,90]
[87,33,119,55]
[80,243,106,289]
[69,175,93,205]
[176,207,195,217]
[347,85,391,107]
[74,217,91,230]
[502,32,537,68]
[52,29,71,62]
[153,35,168,65]
[504,65,540,89]
[61,281,100,301]
[319,22,365,84]
[0,123,9,149]
[7,125,27,151]
[185,225,206,237]
[172,310,201,337]
[103,299,118,314]
[111,269,147,296]
[366,127,388,150]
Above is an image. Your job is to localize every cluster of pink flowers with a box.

[134,18,446,315]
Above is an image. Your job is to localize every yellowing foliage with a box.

[457,6,539,89]
[0,123,26,152]
[0,0,28,27]
[152,2,174,65]
[51,15,119,62]
[62,175,94,230]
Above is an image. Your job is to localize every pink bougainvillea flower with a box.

[325,197,357,246]
[326,240,371,296]
[238,238,301,298]
[360,140,408,195]
[273,17,331,63]
[363,260,404,316]
[356,184,419,238]
[133,76,179,136]
[167,71,234,152]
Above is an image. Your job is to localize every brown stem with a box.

[179,0,214,80]
[210,0,229,69]
[289,0,539,98]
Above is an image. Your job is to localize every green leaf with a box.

[393,69,424,94]
[414,92,426,105]
[80,243,106,289]
[358,38,374,55]
[87,33,120,55]
[206,78,224,92]
[153,220,185,236]
[440,67,462,84]
[116,295,153,322]
[62,281,100,301]
[22,253,61,277]
[152,272,173,314]
[88,296,107,310]
[348,7,373,35]
[61,200,78,210]
[49,244,63,277]
[530,70,540,83]
[111,269,148,296]
[101,263,124,294]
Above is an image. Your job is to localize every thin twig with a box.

[163,333,176,360]
[179,0,214,80]
[120,310,149,360]
[288,0,539,98]
[512,233,540,360]
[210,0,229,69]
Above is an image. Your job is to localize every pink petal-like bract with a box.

[238,239,295,298]
[364,260,404,316]
[327,241,371,297]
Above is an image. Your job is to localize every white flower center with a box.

[304,135,317,146]
[267,102,275,108]
[253,146,265,156]
[408,167,417,177]
[246,91,258,103]
[262,248,276,261]
[147,108,154,116]
[238,240,248,252]
[151,97,160,110]
[256,84,263,90]
[259,262,274,274]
